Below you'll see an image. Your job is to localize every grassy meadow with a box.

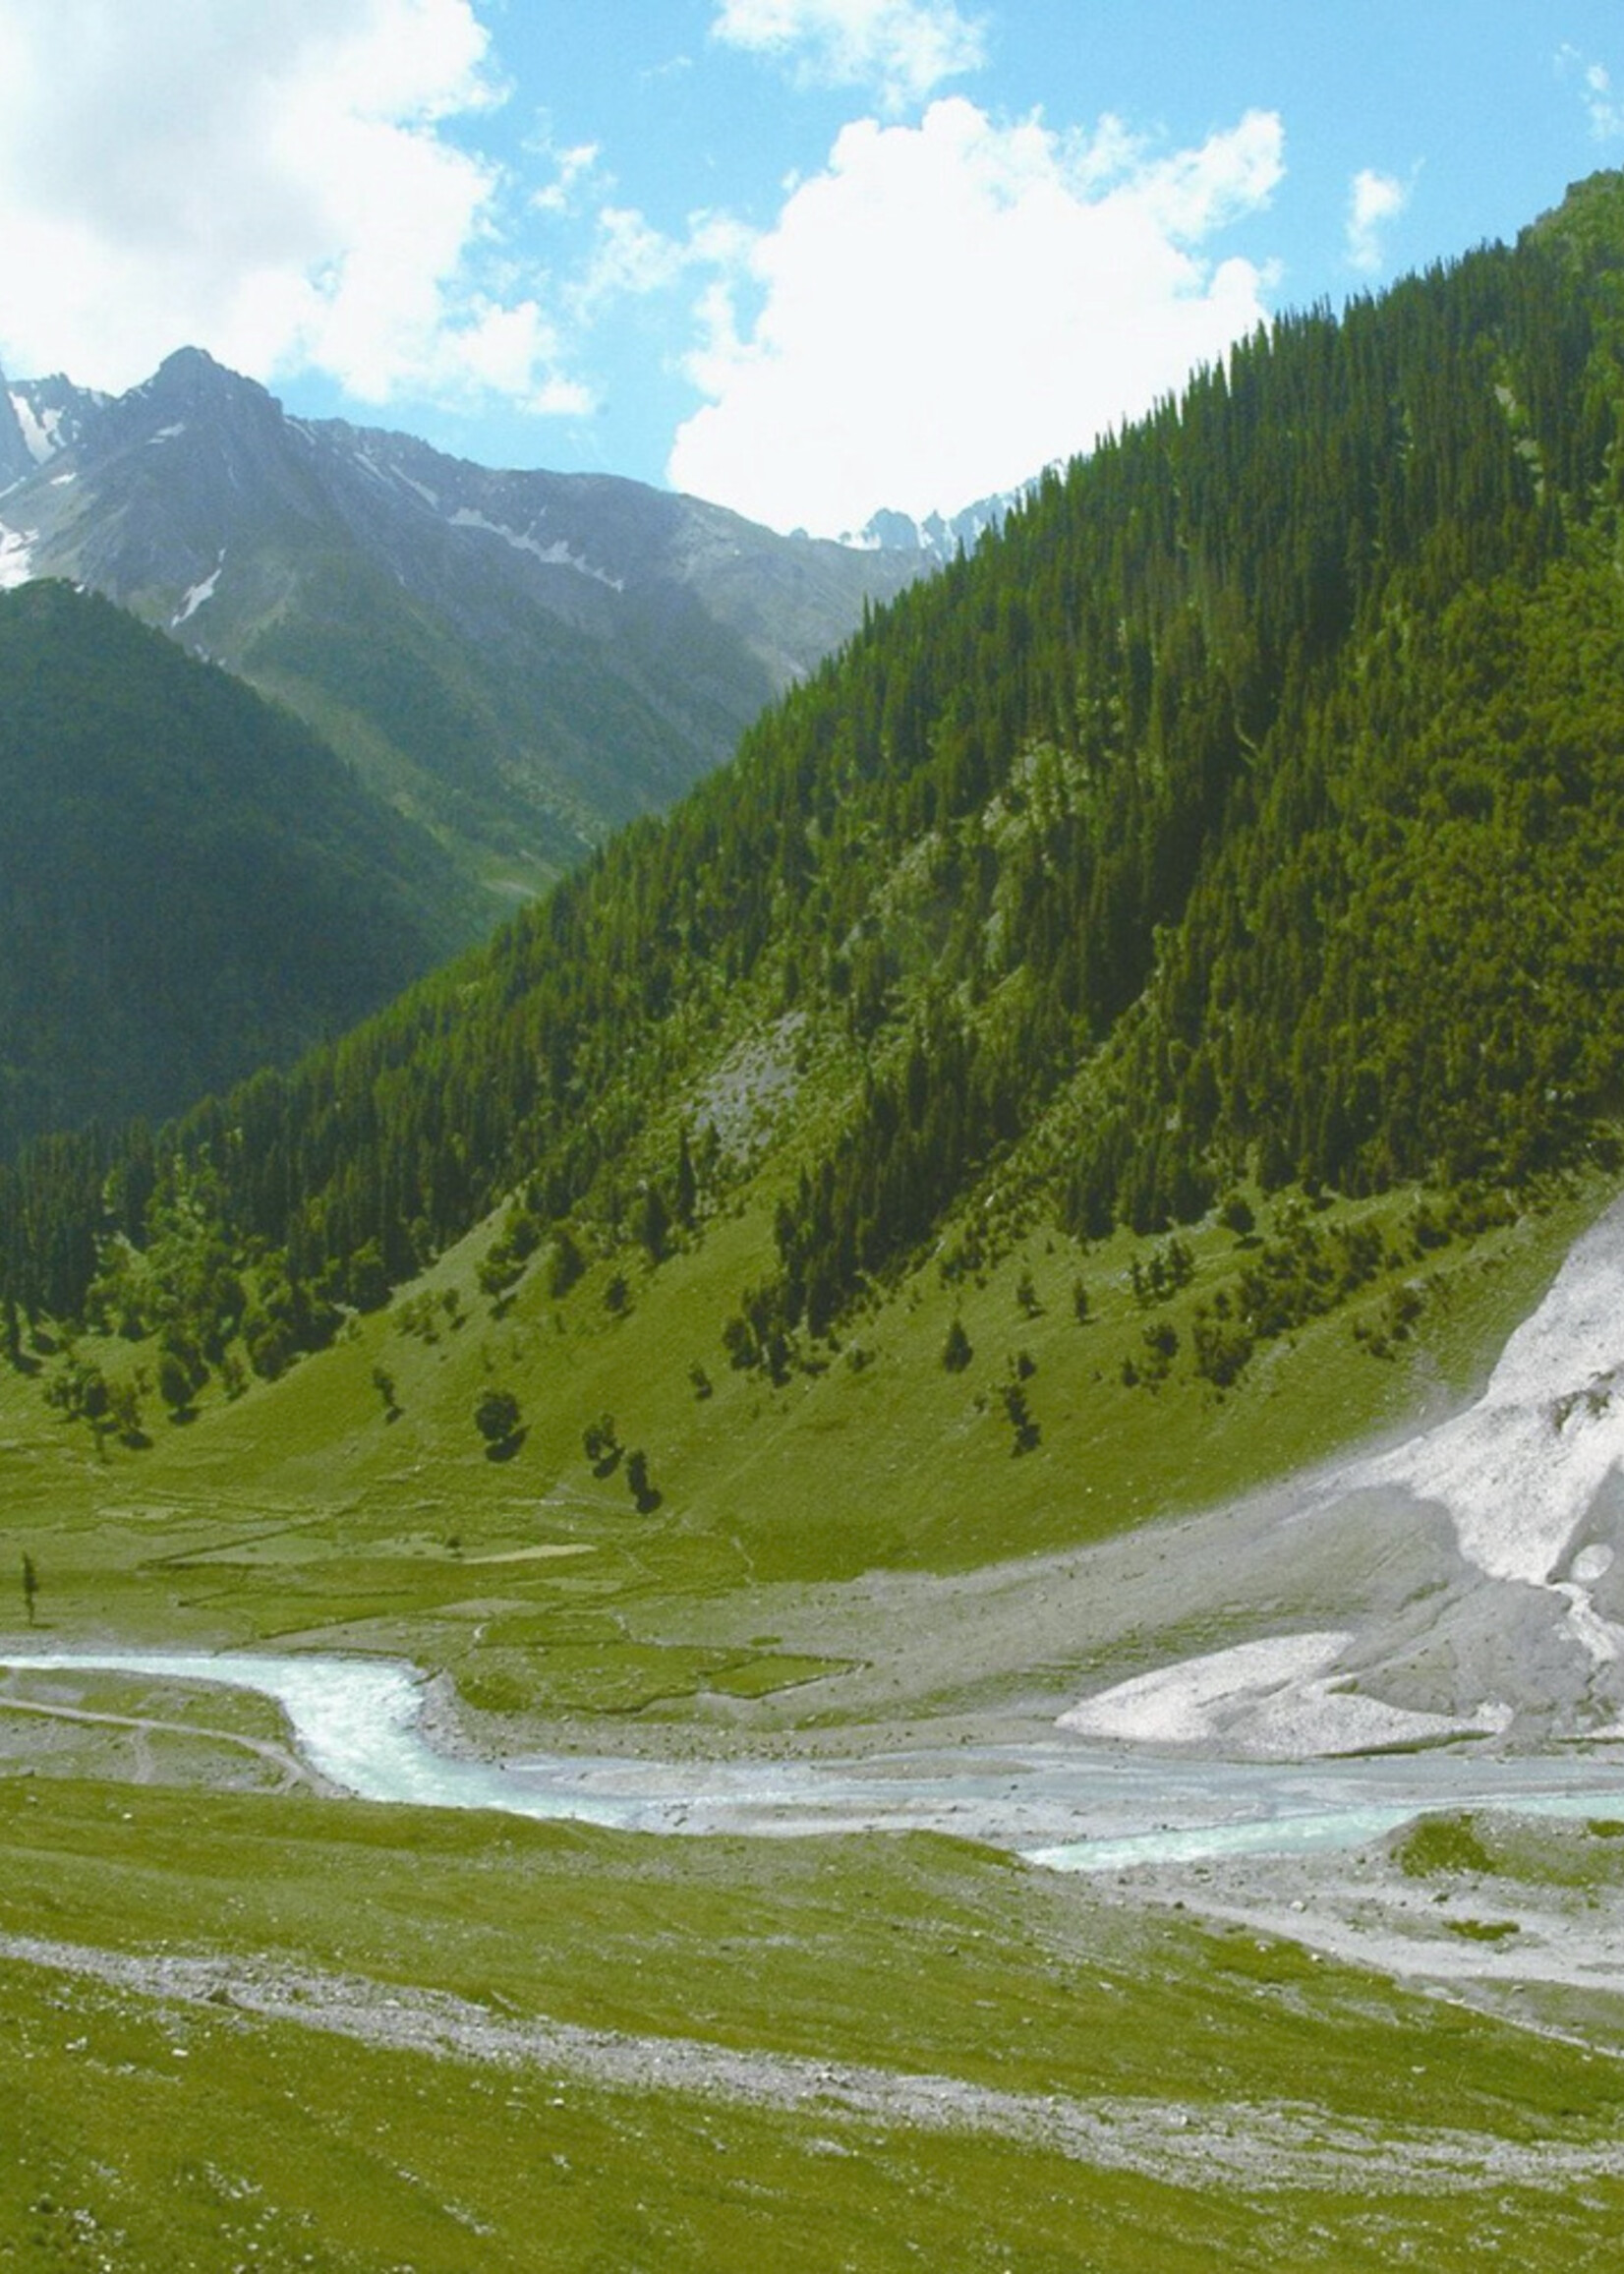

[7,1776,1624,2269]
[4,1171,1622,2262]
[2,1164,1604,1716]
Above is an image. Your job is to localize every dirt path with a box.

[5,1929,1621,2196]
[0,1696,319,1790]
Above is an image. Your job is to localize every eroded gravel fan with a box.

[1056,1197,1624,1755]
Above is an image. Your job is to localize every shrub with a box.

[1393,1813,1494,1879]
[583,1414,622,1477]
[626,1449,663,1514]
[474,1388,522,1455]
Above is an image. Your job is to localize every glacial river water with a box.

[6,1645,1624,1872]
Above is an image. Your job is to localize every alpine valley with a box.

[0,346,930,1144]
[11,176,1624,2270]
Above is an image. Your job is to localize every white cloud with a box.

[573,207,689,315]
[531,140,604,218]
[1585,60,1624,140]
[1345,168,1409,273]
[0,0,588,417]
[667,97,1283,537]
[712,0,986,112]
[1556,44,1624,138]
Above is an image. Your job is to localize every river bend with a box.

[6,1645,1624,1872]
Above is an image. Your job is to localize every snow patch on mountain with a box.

[172,550,225,628]
[1058,1632,1511,1752]
[1060,1634,1350,1742]
[0,522,35,589]
[9,393,62,465]
[448,507,625,591]
[1351,1205,1624,1598]
[390,468,440,510]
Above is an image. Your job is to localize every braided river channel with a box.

[5,1645,1624,1872]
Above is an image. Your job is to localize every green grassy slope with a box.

[0,1138,1603,1721]
[5,1778,1624,2272]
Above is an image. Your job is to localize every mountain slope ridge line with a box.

[0,343,931,899]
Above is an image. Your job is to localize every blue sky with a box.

[2,2,1623,535]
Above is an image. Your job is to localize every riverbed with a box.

[6,1643,1624,1870]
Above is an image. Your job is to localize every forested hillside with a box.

[0,582,480,1157]
[7,173,1624,1386]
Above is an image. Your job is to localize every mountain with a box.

[0,579,481,1155]
[15,173,1624,2274]
[0,366,106,491]
[0,350,924,898]
[10,173,1624,1730]
[845,490,1015,563]
[12,174,1624,1301]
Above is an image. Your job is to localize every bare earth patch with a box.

[5,1929,1620,2197]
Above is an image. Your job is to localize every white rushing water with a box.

[6,1644,1624,1871]
[0,1649,623,1830]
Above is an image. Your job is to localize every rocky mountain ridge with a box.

[0,347,926,894]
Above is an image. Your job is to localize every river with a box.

[5,1644,1624,1870]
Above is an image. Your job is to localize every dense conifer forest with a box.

[0,582,481,1156]
[8,172,1624,1385]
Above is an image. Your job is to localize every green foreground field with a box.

[4,1174,1622,2266]
[7,1778,1624,2271]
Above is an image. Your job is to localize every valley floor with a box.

[9,1187,1624,2262]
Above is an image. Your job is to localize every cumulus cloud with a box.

[712,0,986,111]
[0,0,587,415]
[1345,167,1410,272]
[667,97,1283,536]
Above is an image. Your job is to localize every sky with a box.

[2,2,1623,539]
